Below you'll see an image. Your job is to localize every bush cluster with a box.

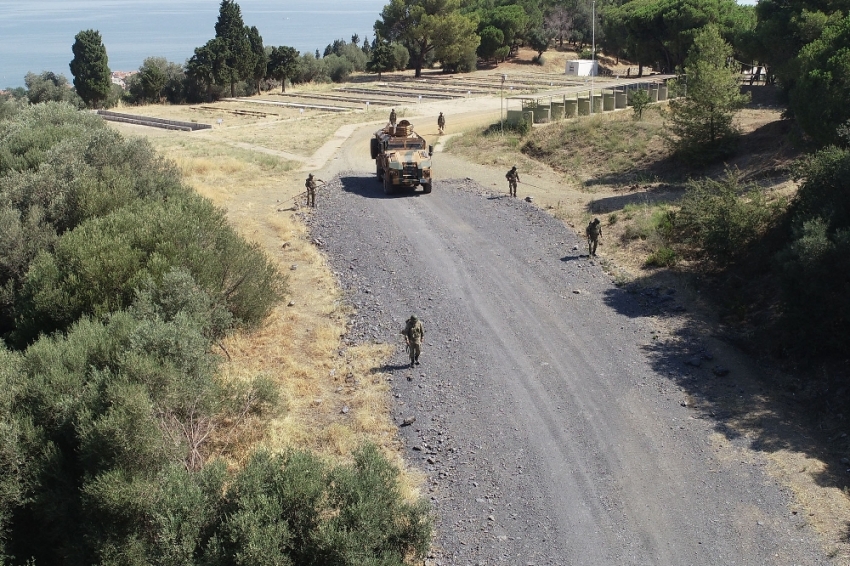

[0,103,431,563]
[671,171,782,266]
[776,147,850,355]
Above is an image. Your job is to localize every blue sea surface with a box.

[0,0,386,88]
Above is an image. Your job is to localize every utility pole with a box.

[590,0,595,115]
[501,74,506,135]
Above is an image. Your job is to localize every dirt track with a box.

[307,123,830,565]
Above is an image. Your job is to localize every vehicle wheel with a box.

[422,182,432,194]
[370,138,380,160]
[383,173,393,195]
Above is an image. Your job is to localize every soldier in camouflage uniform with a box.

[401,315,425,367]
[585,218,602,257]
[506,165,520,197]
[437,112,446,134]
[305,173,323,208]
[389,108,397,131]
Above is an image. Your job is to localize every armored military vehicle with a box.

[370,120,433,194]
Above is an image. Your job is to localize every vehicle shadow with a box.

[601,270,850,502]
[339,174,426,200]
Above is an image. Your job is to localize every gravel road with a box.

[307,124,829,565]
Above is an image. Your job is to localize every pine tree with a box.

[69,29,111,108]
[366,37,395,79]
[268,46,299,92]
[667,25,750,165]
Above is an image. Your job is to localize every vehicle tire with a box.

[422,182,432,194]
[383,172,393,195]
[370,138,380,160]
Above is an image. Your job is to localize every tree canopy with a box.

[376,0,478,77]
[69,29,111,108]
[601,0,754,74]
[268,46,299,92]
[667,24,750,164]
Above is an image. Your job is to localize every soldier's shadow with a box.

[561,254,587,262]
[372,363,413,373]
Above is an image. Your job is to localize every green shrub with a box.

[9,301,278,563]
[620,206,672,242]
[0,102,105,174]
[629,89,651,120]
[645,246,678,267]
[774,147,850,356]
[324,54,354,83]
[14,194,283,344]
[776,220,850,355]
[209,445,431,565]
[0,348,28,562]
[673,171,782,265]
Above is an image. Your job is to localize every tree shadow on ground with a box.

[339,174,426,200]
[584,185,684,215]
[582,153,684,189]
[582,116,797,192]
[602,268,850,498]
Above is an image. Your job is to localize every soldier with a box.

[401,314,425,368]
[305,173,323,208]
[437,112,446,134]
[585,217,602,257]
[506,165,520,197]
[389,108,397,131]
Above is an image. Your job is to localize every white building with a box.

[565,60,598,77]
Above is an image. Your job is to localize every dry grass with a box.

[107,97,421,494]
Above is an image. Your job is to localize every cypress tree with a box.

[214,0,252,97]
[69,29,111,108]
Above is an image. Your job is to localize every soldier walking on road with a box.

[506,165,520,197]
[437,112,446,134]
[586,217,602,257]
[305,173,324,208]
[401,315,425,368]
[389,108,397,131]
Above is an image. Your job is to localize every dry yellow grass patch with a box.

[107,102,420,493]
[766,451,850,562]
[215,207,413,476]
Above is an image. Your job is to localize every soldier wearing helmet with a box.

[305,173,324,208]
[506,165,520,197]
[401,315,425,368]
[585,217,602,257]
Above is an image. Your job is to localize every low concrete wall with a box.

[603,93,615,111]
[615,91,628,109]
[592,94,603,113]
[532,105,550,123]
[551,102,565,120]
[506,109,525,125]
[564,100,578,118]
[97,110,211,131]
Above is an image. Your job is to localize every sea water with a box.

[0,0,386,88]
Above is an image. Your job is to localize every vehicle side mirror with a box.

[428,145,433,156]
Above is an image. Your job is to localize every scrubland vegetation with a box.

[0,101,431,565]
